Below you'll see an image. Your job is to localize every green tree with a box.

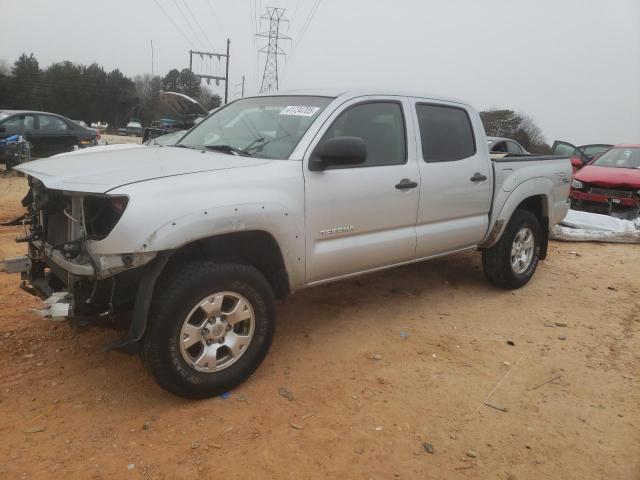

[10,53,40,109]
[480,109,550,153]
[161,69,180,92]
[176,68,201,98]
[197,86,222,110]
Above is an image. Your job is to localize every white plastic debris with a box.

[31,292,70,321]
[551,210,640,244]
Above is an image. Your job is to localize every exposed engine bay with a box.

[11,178,153,324]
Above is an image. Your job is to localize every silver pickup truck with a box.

[2,89,571,398]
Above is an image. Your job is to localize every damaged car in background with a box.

[569,145,640,219]
[1,89,571,399]
[142,91,210,145]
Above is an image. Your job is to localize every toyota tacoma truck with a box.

[1,89,571,398]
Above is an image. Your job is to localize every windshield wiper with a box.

[244,133,291,154]
[244,137,265,151]
[203,144,251,156]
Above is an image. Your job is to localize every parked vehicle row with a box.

[0,110,100,161]
[4,89,572,398]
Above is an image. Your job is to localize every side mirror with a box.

[309,136,367,171]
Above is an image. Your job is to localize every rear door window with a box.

[415,104,476,162]
[491,141,507,153]
[506,141,523,154]
[38,115,69,131]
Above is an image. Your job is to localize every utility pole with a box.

[257,7,290,93]
[224,39,230,105]
[242,76,245,97]
[150,40,154,76]
[188,38,231,104]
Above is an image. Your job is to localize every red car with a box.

[567,144,640,219]
[552,140,613,173]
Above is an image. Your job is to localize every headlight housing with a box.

[571,179,583,189]
[83,195,129,239]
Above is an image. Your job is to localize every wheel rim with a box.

[510,226,535,275]
[179,291,255,373]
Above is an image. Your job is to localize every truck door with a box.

[303,97,420,284]
[411,100,492,258]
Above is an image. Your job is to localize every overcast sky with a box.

[2,0,639,145]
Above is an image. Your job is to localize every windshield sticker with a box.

[280,106,320,117]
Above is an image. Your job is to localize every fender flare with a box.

[480,177,553,249]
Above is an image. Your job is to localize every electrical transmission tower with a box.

[257,7,290,93]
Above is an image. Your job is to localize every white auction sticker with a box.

[280,106,320,116]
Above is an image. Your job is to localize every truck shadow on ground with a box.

[5,250,497,406]
[91,250,496,401]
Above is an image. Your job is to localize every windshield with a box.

[581,145,611,159]
[591,147,640,169]
[0,112,9,121]
[178,96,333,159]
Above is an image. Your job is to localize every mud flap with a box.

[102,252,171,354]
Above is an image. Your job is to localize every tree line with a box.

[480,109,551,153]
[0,53,221,130]
[1,54,549,148]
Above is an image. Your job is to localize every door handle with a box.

[470,172,487,183]
[395,179,418,190]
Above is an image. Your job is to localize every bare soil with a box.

[0,176,638,479]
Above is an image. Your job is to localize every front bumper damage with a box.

[570,188,640,220]
[1,179,162,353]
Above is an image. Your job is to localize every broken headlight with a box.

[571,179,583,189]
[83,195,128,239]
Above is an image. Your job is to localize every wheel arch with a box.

[165,230,291,300]
[481,177,552,257]
[106,229,291,355]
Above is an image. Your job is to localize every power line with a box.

[152,0,197,50]
[290,0,301,25]
[288,0,321,62]
[204,0,228,39]
[182,0,217,51]
[170,0,206,49]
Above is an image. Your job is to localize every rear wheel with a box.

[482,209,542,289]
[141,261,276,399]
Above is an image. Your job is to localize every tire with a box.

[141,261,276,399]
[482,209,542,289]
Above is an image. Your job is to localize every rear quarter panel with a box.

[486,156,571,246]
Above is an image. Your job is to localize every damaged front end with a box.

[2,178,157,344]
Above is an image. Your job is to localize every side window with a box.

[3,114,35,131]
[38,115,69,131]
[416,104,476,162]
[320,102,406,167]
[506,141,522,154]
[491,142,507,153]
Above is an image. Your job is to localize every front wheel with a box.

[141,262,276,399]
[482,209,542,289]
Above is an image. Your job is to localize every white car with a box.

[487,136,529,155]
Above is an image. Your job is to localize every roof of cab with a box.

[252,87,472,108]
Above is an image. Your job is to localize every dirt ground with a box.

[0,175,638,480]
